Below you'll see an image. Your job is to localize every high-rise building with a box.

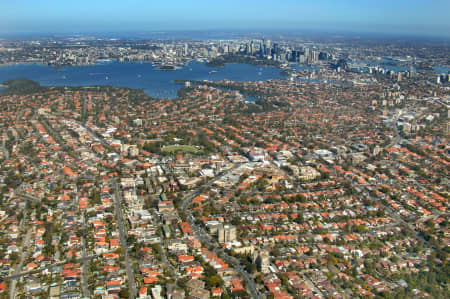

[410,64,415,78]
[304,48,310,58]
[311,50,319,62]
[265,39,271,55]
[273,43,279,56]
[218,225,236,243]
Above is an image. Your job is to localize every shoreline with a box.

[0,60,448,75]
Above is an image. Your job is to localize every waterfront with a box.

[0,61,286,99]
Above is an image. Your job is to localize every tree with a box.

[294,213,304,224]
[9,251,19,263]
[246,263,257,273]
[207,275,223,288]
[119,288,130,298]
[221,292,231,299]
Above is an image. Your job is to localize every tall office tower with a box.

[273,43,279,56]
[304,48,310,60]
[299,55,306,63]
[311,50,319,62]
[265,39,271,55]
[261,38,266,56]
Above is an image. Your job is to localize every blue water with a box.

[0,61,285,99]
[353,59,450,74]
[357,60,410,73]
[434,66,450,74]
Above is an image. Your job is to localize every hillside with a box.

[1,78,49,95]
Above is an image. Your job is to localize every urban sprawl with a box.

[0,36,449,299]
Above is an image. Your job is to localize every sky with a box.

[1,0,450,38]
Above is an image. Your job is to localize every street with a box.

[9,229,32,299]
[180,163,262,299]
[113,180,137,299]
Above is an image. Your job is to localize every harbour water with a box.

[1,61,447,98]
[434,66,450,74]
[0,61,286,99]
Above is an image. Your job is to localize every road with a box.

[3,254,98,281]
[384,113,402,149]
[113,180,136,299]
[82,94,88,123]
[301,272,325,298]
[16,192,41,204]
[9,193,32,299]
[180,163,262,299]
[85,124,118,153]
[161,240,179,279]
[351,182,427,244]
[181,164,242,210]
[74,184,89,297]
[187,213,262,298]
[381,201,425,243]
[2,137,9,160]
[80,213,90,297]
[9,229,32,299]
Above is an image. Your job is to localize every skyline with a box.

[2,0,450,38]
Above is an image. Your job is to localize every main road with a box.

[9,192,33,299]
[9,229,32,299]
[180,163,262,299]
[113,180,136,299]
[3,254,98,281]
[80,213,90,298]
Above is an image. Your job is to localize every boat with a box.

[96,59,113,63]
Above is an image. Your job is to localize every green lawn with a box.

[161,145,202,154]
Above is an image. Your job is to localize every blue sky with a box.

[1,0,450,37]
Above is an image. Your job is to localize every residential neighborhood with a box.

[0,34,449,299]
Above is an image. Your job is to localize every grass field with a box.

[161,145,202,154]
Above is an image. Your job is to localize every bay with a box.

[0,61,285,99]
[434,66,450,74]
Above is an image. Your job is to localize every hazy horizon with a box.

[2,0,450,39]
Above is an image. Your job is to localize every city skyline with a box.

[2,0,450,38]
